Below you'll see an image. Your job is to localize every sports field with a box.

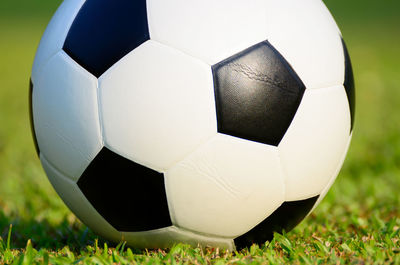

[0,0,399,263]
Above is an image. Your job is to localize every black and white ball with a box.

[30,0,355,250]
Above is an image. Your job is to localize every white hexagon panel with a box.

[99,40,217,172]
[165,134,285,238]
[147,0,269,65]
[278,85,352,201]
[32,51,103,181]
[265,0,345,89]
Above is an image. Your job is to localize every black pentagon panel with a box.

[234,196,319,249]
[212,41,306,146]
[29,79,40,156]
[77,148,172,232]
[63,0,150,77]
[342,39,356,132]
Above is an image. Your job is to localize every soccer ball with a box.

[30,0,355,250]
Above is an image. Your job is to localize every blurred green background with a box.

[0,0,399,260]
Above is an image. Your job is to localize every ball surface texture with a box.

[30,0,355,250]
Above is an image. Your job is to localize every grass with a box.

[0,0,399,263]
